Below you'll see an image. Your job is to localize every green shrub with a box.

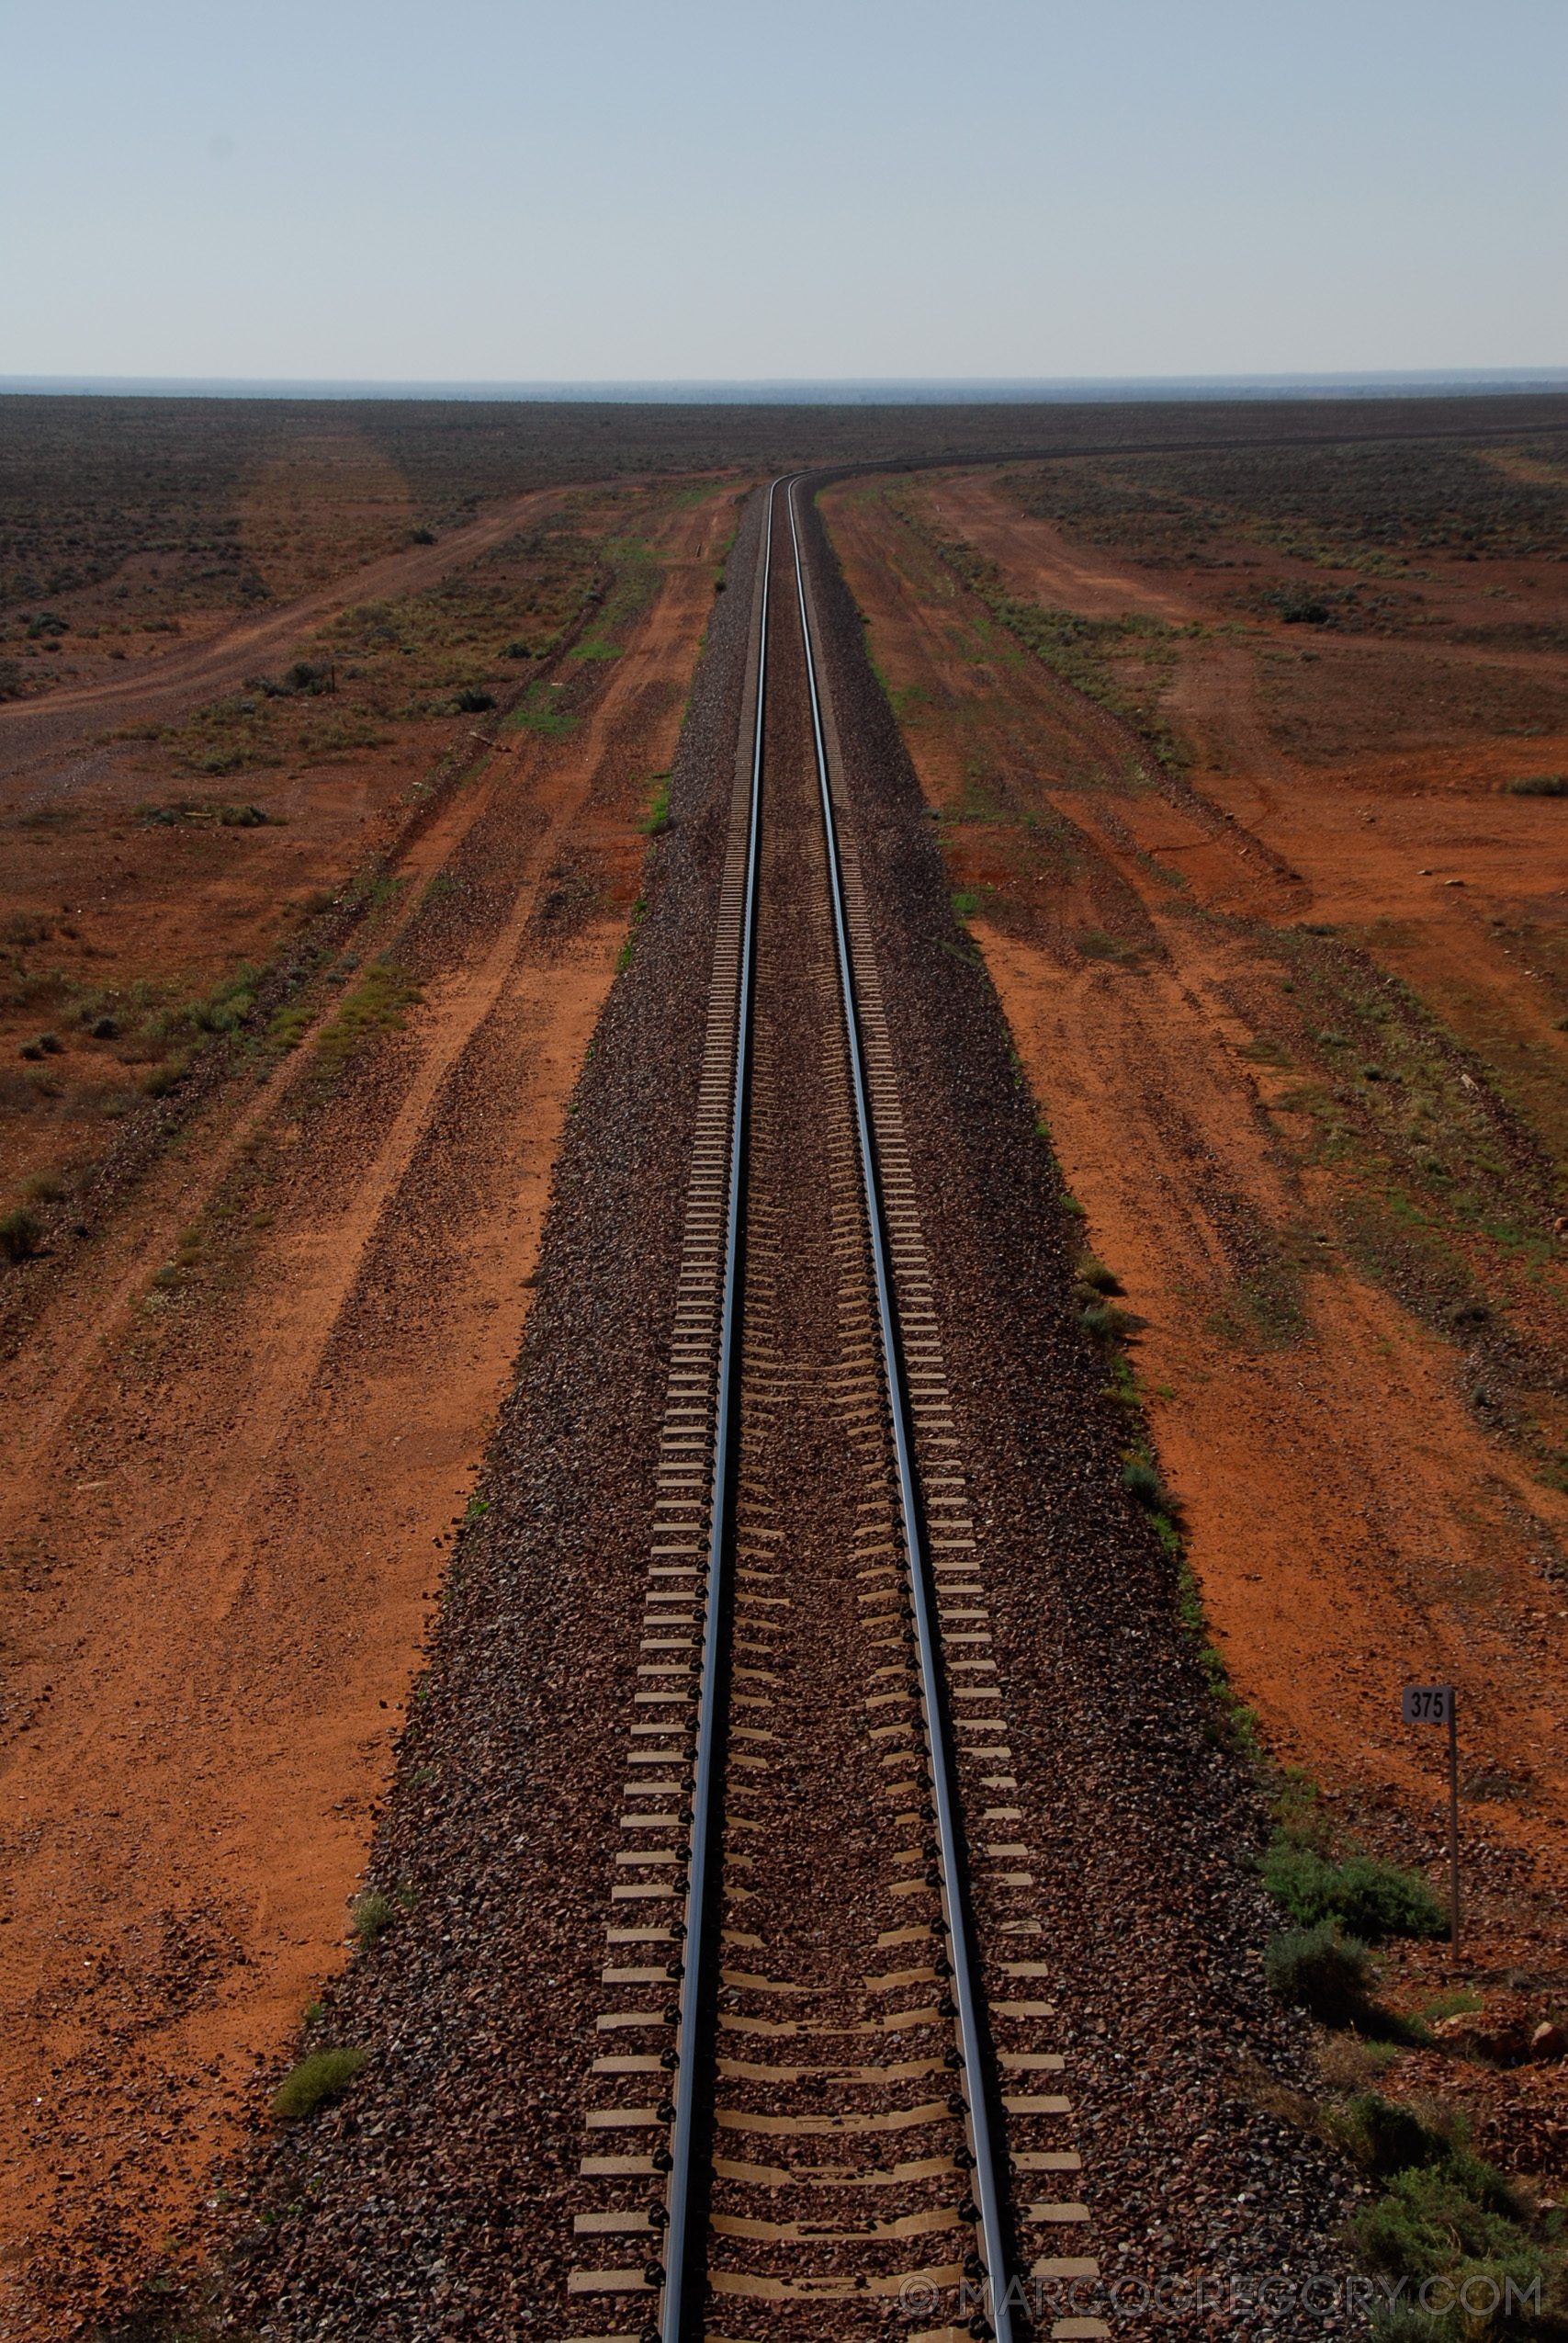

[351,1890,396,1947]
[641,775,672,835]
[0,1207,41,1263]
[1353,2162,1554,2331]
[1265,1840,1447,1941]
[1264,1919,1375,2020]
[1239,1035,1292,1066]
[139,1053,190,1098]
[452,685,495,713]
[314,964,423,1073]
[1077,1257,1123,1294]
[269,1003,313,1050]
[21,1170,63,1203]
[1506,773,1567,797]
[1122,1459,1166,1510]
[1330,2095,1565,2337]
[1274,1767,1337,1856]
[1337,2091,1456,2180]
[1082,1301,1136,1340]
[269,2046,367,2121]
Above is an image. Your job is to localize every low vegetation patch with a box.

[1258,1862,1564,2329]
[1325,2094,1565,2337]
[349,1890,397,1948]
[0,1206,40,1263]
[1121,1457,1168,1511]
[1266,1840,1447,1941]
[135,797,272,828]
[1265,1919,1380,2024]
[1265,1771,1446,1942]
[139,1051,191,1098]
[270,2046,367,2121]
[641,772,672,835]
[1081,1299,1138,1340]
[886,490,1188,773]
[313,963,423,1073]
[1506,772,1566,797]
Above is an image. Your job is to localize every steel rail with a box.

[786,475,1016,2343]
[660,478,777,2343]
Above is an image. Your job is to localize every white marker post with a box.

[1402,1682,1460,1960]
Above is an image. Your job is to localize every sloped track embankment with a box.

[214,481,1355,2342]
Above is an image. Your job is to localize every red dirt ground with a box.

[0,482,733,2334]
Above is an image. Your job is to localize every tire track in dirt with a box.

[0,486,586,779]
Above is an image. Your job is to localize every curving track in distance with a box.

[567,478,1094,2343]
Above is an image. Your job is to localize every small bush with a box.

[1266,1841,1447,1941]
[90,1015,119,1039]
[270,2045,367,2121]
[1240,1035,1292,1066]
[21,1170,63,1203]
[1352,2159,1553,2321]
[269,1003,313,1050]
[409,526,436,546]
[1082,1301,1136,1340]
[452,685,495,713]
[1507,773,1567,797]
[20,1032,62,1060]
[1078,1257,1123,1295]
[1269,584,1334,625]
[139,1054,190,1098]
[502,639,531,659]
[1122,1459,1166,1510]
[351,1889,396,1947]
[1319,2034,1403,2092]
[641,775,672,835]
[1335,2091,1456,2179]
[1265,1919,1375,2021]
[0,1206,41,1262]
[1275,1767,1337,1856]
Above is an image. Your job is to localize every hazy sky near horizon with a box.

[3,0,1563,383]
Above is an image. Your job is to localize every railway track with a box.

[566,479,1099,2343]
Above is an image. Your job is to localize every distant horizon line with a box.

[4,367,1568,407]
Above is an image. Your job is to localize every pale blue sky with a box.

[3,0,1562,384]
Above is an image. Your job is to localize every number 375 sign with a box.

[1402,1684,1454,1725]
[1402,1681,1461,1955]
